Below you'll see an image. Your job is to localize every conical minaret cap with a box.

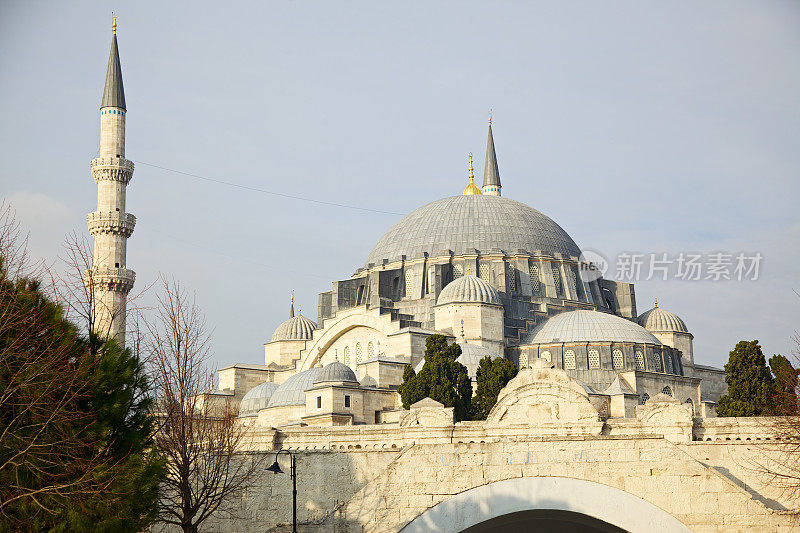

[482,116,500,194]
[101,31,126,110]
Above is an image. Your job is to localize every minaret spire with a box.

[87,20,135,346]
[482,112,501,196]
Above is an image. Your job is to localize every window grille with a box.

[356,343,363,364]
[529,264,541,295]
[612,349,624,370]
[453,264,464,279]
[519,352,528,369]
[404,269,414,296]
[479,262,491,281]
[552,264,563,297]
[508,267,516,292]
[564,350,576,370]
[661,386,673,397]
[635,351,645,370]
[588,349,600,369]
[640,393,650,405]
[368,342,374,358]
[344,347,351,366]
[665,353,674,374]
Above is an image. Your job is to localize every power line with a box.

[131,160,406,216]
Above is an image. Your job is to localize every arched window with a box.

[356,343,363,364]
[453,263,464,279]
[588,349,600,369]
[640,393,650,405]
[552,264,563,297]
[664,353,674,374]
[564,350,576,370]
[479,262,491,281]
[635,350,645,370]
[650,352,663,372]
[343,346,351,366]
[541,351,551,363]
[685,398,694,413]
[367,342,374,359]
[661,386,673,397]
[519,352,528,369]
[404,269,414,297]
[529,264,541,295]
[507,266,516,292]
[612,349,624,370]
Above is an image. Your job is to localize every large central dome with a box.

[365,195,582,266]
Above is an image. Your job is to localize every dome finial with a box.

[112,13,117,35]
[655,297,658,308]
[462,153,482,195]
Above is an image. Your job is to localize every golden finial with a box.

[112,14,117,35]
[290,291,294,306]
[488,109,492,126]
[462,152,482,195]
[655,297,658,308]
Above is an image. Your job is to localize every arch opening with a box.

[461,509,625,533]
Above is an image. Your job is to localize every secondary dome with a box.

[523,310,662,345]
[637,304,688,333]
[437,275,501,306]
[365,195,582,266]
[271,314,317,342]
[266,367,322,408]
[314,361,358,384]
[239,381,279,417]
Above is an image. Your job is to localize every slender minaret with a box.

[482,112,501,196]
[87,17,135,346]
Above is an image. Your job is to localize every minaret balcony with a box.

[85,267,136,292]
[90,157,134,184]
[87,211,136,237]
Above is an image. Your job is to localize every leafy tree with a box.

[398,335,473,421]
[768,354,798,416]
[472,356,518,420]
[717,340,774,417]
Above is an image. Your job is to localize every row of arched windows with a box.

[522,347,679,374]
[341,342,376,367]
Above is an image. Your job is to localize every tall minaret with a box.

[87,17,135,346]
[482,113,501,196]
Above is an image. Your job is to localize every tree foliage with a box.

[398,335,473,421]
[472,356,518,420]
[0,204,163,531]
[717,340,775,417]
[768,354,799,416]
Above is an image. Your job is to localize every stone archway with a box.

[400,477,690,533]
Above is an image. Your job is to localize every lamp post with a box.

[266,449,297,533]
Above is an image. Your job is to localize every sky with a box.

[1,1,798,371]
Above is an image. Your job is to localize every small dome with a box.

[271,314,317,342]
[523,310,662,345]
[239,381,279,417]
[437,275,501,306]
[266,367,322,408]
[314,361,358,384]
[413,339,500,379]
[637,305,688,333]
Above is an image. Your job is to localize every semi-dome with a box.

[271,314,317,342]
[314,361,358,384]
[414,339,500,379]
[637,304,688,333]
[266,367,322,408]
[437,275,501,306]
[239,381,279,417]
[365,195,582,266]
[523,310,662,345]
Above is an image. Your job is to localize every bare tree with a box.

[146,278,263,533]
[0,203,115,526]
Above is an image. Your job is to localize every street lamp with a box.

[266,449,296,533]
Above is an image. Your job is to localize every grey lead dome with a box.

[523,310,662,345]
[271,314,317,342]
[637,306,688,333]
[437,275,501,306]
[365,195,582,266]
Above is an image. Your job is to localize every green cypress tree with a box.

[472,356,518,420]
[768,354,798,416]
[716,340,774,417]
[398,335,472,421]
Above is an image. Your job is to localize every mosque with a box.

[208,119,727,427]
[91,23,800,532]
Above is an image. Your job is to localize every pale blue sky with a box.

[1,1,798,370]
